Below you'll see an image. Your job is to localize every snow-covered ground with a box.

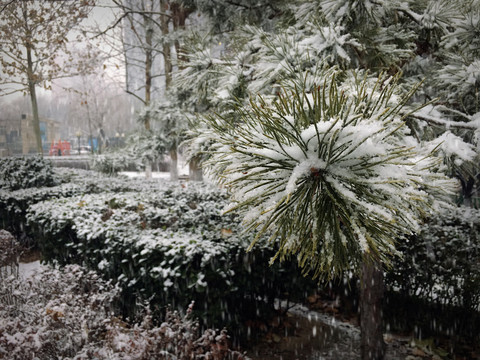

[119,157,190,179]
[18,260,43,278]
[247,302,412,360]
[119,171,173,179]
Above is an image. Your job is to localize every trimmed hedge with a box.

[384,206,480,343]
[0,167,176,243]
[1,160,479,345]
[387,206,480,311]
[23,177,316,338]
[0,155,59,190]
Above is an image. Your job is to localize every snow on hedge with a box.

[26,184,249,291]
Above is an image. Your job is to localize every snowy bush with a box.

[0,264,248,359]
[387,205,480,311]
[0,155,59,190]
[91,130,168,175]
[81,303,248,360]
[0,264,119,359]
[0,168,170,243]
[0,230,20,279]
[25,180,316,333]
[0,183,86,246]
[90,152,141,176]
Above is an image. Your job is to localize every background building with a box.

[0,114,60,156]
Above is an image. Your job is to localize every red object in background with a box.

[49,140,71,156]
[63,140,71,155]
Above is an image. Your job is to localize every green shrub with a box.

[0,183,85,246]
[0,155,59,190]
[385,206,480,342]
[0,168,166,243]
[26,183,316,337]
[91,153,141,176]
[387,206,480,311]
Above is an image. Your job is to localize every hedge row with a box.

[1,157,479,344]
[0,155,59,190]
[1,162,316,340]
[389,206,480,311]
[385,206,480,341]
[0,166,168,244]
[26,186,314,322]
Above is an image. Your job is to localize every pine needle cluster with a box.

[204,71,456,279]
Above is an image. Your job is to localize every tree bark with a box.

[169,147,178,181]
[144,13,153,131]
[27,77,43,155]
[143,10,153,178]
[24,8,42,155]
[171,2,193,67]
[189,156,203,181]
[160,0,172,89]
[81,77,95,154]
[360,260,385,360]
[145,162,152,179]
[160,1,177,180]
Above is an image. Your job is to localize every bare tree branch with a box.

[0,0,15,14]
[126,89,147,105]
[94,0,171,39]
[408,113,477,130]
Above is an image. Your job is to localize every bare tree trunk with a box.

[85,101,94,154]
[79,76,95,154]
[160,0,177,180]
[144,16,153,131]
[360,260,385,360]
[189,157,203,181]
[172,3,198,181]
[160,0,172,89]
[145,162,152,178]
[169,148,178,181]
[25,35,43,155]
[27,80,43,155]
[144,12,153,178]
[171,2,193,67]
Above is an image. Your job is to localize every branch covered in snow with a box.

[203,71,458,279]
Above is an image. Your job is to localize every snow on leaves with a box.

[26,183,247,293]
[204,71,458,279]
[8,168,316,334]
[0,264,248,359]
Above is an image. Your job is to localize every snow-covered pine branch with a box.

[203,71,457,279]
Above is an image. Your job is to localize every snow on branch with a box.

[408,105,480,130]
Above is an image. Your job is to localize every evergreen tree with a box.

[202,70,457,359]
[181,1,479,359]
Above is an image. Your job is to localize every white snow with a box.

[286,157,327,194]
[18,260,43,278]
[424,130,477,163]
[119,157,189,178]
[119,171,171,179]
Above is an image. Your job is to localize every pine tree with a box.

[204,70,454,276]
[175,1,480,359]
[203,70,456,359]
